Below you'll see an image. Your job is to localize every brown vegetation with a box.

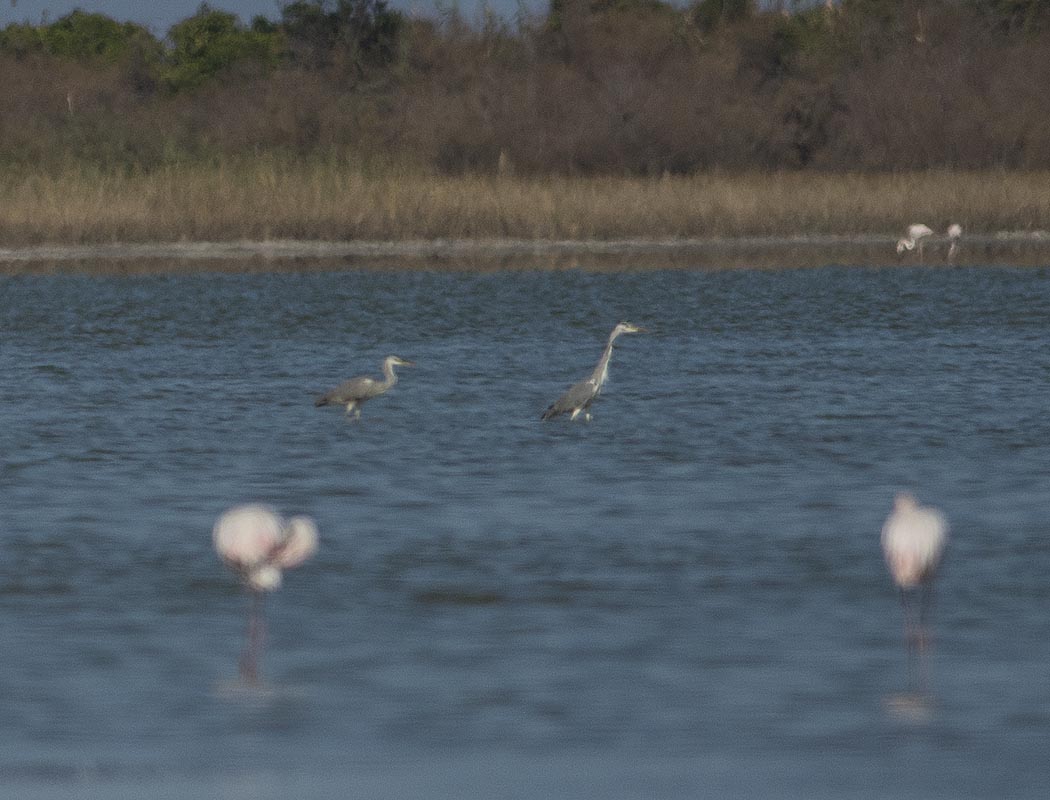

[2,1,1050,175]
[1,165,1048,246]
[2,1,1050,247]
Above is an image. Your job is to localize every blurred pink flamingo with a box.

[947,224,963,262]
[214,504,318,683]
[881,492,947,688]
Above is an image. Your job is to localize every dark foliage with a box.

[2,1,1050,173]
[280,0,404,74]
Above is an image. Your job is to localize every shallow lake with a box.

[1,265,1049,798]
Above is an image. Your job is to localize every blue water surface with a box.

[1,265,1049,798]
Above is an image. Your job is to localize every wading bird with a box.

[541,321,646,421]
[947,223,963,262]
[881,492,948,686]
[315,355,415,419]
[896,223,934,262]
[214,504,318,683]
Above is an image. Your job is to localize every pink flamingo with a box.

[881,492,947,689]
[213,504,318,683]
[896,223,934,263]
[947,224,963,262]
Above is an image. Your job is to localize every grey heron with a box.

[315,355,415,419]
[881,492,948,687]
[896,223,934,262]
[214,504,318,683]
[541,321,646,421]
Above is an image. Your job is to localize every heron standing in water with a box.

[896,223,934,262]
[315,355,415,419]
[213,504,318,683]
[881,492,948,688]
[541,321,646,421]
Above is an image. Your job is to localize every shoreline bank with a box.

[2,233,1049,274]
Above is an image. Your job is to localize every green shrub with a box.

[0,11,161,64]
[163,4,283,92]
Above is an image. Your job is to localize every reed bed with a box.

[1,164,1049,246]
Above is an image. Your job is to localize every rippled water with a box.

[1,266,1049,798]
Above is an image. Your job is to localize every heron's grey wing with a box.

[542,377,598,419]
[315,376,378,406]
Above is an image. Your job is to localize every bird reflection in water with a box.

[213,504,318,684]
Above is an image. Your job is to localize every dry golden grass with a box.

[1,163,1049,246]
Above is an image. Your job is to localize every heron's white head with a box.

[385,356,416,368]
[613,321,647,336]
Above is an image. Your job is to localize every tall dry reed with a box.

[0,164,1048,246]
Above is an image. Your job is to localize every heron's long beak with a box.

[399,359,417,366]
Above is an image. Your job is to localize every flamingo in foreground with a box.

[214,504,318,683]
[896,223,934,262]
[542,321,647,421]
[947,223,962,262]
[315,355,415,419]
[881,492,948,687]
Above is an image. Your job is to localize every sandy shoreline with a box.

[1,233,1049,273]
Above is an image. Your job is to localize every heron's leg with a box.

[570,408,581,421]
[584,412,592,421]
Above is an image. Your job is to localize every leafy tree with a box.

[689,0,753,32]
[163,4,283,92]
[44,11,158,62]
[0,23,46,58]
[0,11,160,64]
[547,0,680,33]
[280,1,339,68]
[969,0,1050,32]
[279,0,404,73]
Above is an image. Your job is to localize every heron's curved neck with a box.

[590,330,621,387]
[381,360,400,388]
